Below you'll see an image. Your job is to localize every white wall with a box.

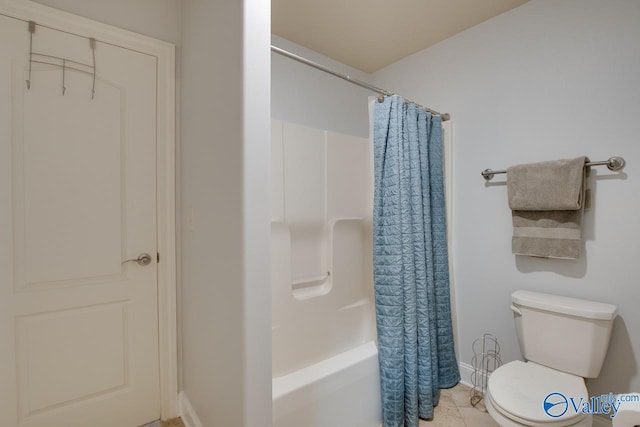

[181,0,271,426]
[271,36,372,138]
[31,0,181,44]
[374,0,640,397]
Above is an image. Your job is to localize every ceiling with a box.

[272,0,529,73]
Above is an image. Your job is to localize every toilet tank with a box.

[511,290,617,378]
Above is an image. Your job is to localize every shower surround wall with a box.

[271,36,371,139]
[271,119,381,427]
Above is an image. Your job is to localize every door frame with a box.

[0,0,178,420]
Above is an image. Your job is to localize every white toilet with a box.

[485,290,617,427]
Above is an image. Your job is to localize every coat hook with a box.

[62,59,66,95]
[90,38,96,100]
[26,21,36,90]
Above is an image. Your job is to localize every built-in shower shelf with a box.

[292,272,331,301]
[329,217,364,226]
[273,217,369,301]
[292,272,330,289]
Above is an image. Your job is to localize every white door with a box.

[0,14,160,427]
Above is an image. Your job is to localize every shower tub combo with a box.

[271,119,382,427]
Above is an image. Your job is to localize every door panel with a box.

[15,66,124,288]
[16,302,128,415]
[0,14,160,427]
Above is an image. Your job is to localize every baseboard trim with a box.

[458,362,474,388]
[179,391,204,427]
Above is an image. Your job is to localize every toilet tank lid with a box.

[512,290,617,320]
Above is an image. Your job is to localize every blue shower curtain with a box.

[373,96,460,427]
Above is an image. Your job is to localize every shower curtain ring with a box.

[377,94,385,103]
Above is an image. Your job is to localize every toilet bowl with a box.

[485,361,591,427]
[485,291,617,427]
[485,390,592,427]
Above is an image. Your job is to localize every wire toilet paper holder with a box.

[470,333,502,408]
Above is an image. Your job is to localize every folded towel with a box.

[507,156,588,259]
[508,157,586,211]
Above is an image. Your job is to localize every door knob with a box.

[122,253,152,266]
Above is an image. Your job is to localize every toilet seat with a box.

[487,361,588,426]
[486,390,592,427]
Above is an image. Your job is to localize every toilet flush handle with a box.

[510,304,522,316]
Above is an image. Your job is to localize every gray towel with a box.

[507,156,588,259]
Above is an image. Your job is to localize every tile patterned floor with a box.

[161,418,185,427]
[419,383,499,427]
[148,385,490,427]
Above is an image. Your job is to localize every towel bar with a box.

[481,156,625,181]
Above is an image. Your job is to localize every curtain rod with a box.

[271,45,450,122]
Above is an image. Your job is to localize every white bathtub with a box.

[273,341,382,427]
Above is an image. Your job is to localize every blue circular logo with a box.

[543,392,568,418]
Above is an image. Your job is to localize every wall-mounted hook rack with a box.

[25,21,97,99]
